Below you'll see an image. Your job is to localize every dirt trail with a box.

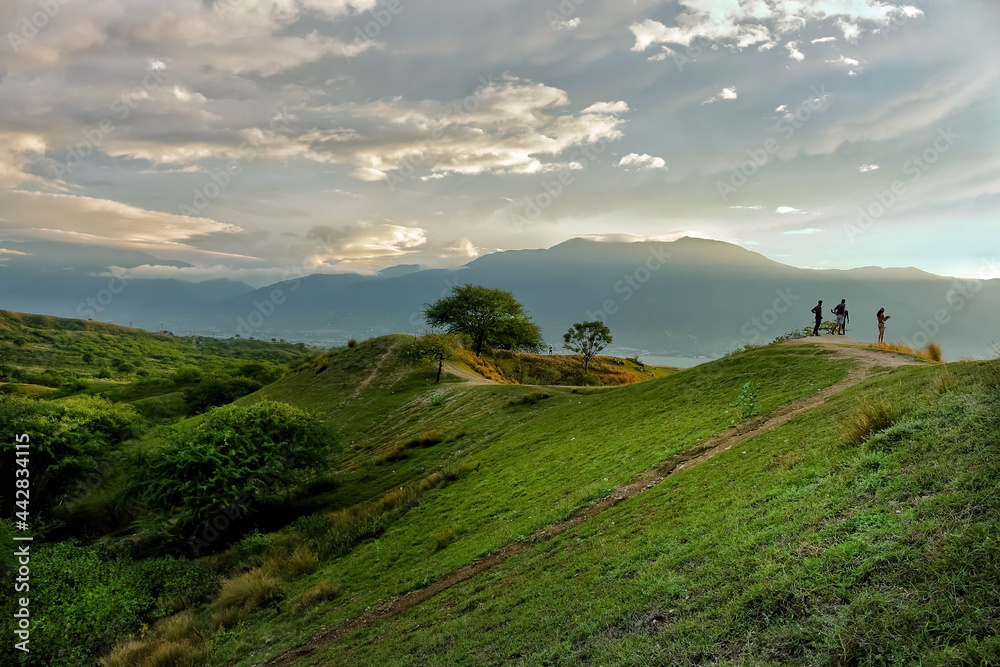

[262,341,927,667]
[440,360,499,385]
[343,341,402,404]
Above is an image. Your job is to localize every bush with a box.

[140,402,337,540]
[0,529,214,667]
[183,371,262,413]
[0,395,143,519]
[347,338,358,348]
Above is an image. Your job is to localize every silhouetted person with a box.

[811,300,823,336]
[877,308,890,343]
[832,299,847,335]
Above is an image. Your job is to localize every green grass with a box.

[199,343,856,665]
[292,361,1000,667]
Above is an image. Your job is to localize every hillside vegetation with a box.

[2,314,998,667]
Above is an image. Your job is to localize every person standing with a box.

[832,299,847,335]
[811,300,824,336]
[877,308,890,343]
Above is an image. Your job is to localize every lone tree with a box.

[563,321,613,373]
[424,284,542,357]
[400,333,457,383]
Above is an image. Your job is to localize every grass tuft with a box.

[212,568,284,611]
[292,580,343,614]
[846,393,904,444]
[432,526,457,550]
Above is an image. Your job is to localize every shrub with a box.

[140,401,337,540]
[0,395,143,519]
[732,381,757,421]
[846,394,903,444]
[508,391,551,406]
[429,391,445,406]
[347,338,358,348]
[183,371,262,413]
[234,531,274,565]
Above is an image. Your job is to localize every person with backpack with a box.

[832,299,847,335]
[811,300,824,336]
[877,308,890,343]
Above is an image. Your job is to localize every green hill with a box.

[4,320,998,667]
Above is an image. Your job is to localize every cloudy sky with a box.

[1,0,997,286]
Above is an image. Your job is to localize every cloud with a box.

[811,36,837,44]
[439,237,482,258]
[306,76,629,180]
[550,17,580,31]
[617,153,668,170]
[859,164,881,173]
[776,206,803,214]
[783,227,825,235]
[305,223,427,265]
[729,205,764,210]
[630,0,922,53]
[0,132,47,188]
[0,190,245,252]
[826,55,861,67]
[0,248,30,256]
[785,41,805,61]
[702,87,738,104]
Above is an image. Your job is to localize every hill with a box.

[8,331,983,667]
[2,315,998,667]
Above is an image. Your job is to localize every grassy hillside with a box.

[6,316,998,667]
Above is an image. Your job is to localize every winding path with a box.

[262,340,927,667]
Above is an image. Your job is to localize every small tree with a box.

[401,333,457,383]
[563,321,613,373]
[424,284,542,356]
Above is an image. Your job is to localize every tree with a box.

[563,321,613,373]
[424,284,542,356]
[401,333,457,383]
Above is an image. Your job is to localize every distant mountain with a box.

[4,237,997,360]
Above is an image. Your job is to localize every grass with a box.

[22,323,997,667]
[869,340,943,362]
[303,360,1000,666]
[197,342,856,665]
[451,347,676,386]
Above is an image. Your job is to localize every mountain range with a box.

[2,237,997,361]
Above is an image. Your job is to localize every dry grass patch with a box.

[871,341,943,362]
[291,579,343,614]
[101,637,209,667]
[432,526,457,550]
[213,568,284,612]
[846,393,904,444]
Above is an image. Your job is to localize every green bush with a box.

[140,401,338,540]
[183,371,262,413]
[0,395,143,519]
[0,522,216,667]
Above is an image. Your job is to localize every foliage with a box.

[0,395,143,518]
[139,401,337,536]
[0,525,216,667]
[423,284,542,356]
[731,380,757,420]
[400,333,459,383]
[562,321,613,373]
[183,371,263,413]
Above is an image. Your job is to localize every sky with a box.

[1,0,998,287]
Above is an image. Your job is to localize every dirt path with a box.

[440,360,499,385]
[343,341,402,404]
[262,341,927,667]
